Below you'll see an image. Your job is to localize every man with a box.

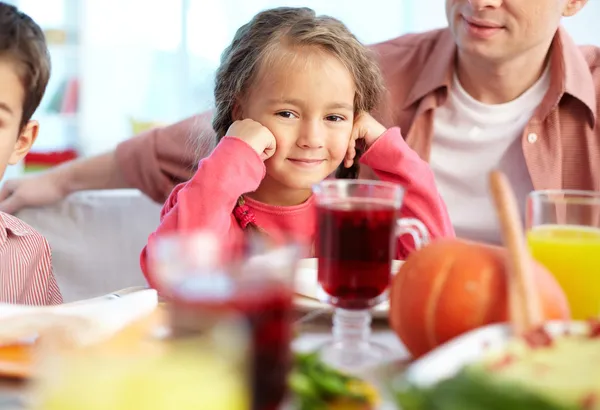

[1,0,597,244]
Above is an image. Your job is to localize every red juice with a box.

[316,199,397,309]
[170,275,293,410]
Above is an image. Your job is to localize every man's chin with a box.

[457,38,508,62]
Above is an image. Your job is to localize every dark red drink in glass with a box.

[312,180,429,371]
[316,200,398,309]
[149,235,298,410]
[171,274,293,410]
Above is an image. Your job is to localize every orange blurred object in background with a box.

[389,239,570,358]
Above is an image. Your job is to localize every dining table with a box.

[0,302,410,410]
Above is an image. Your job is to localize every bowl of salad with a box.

[391,320,600,410]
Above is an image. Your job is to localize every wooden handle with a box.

[489,171,542,334]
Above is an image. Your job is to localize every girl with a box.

[140,7,454,278]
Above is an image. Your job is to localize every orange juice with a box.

[527,225,600,320]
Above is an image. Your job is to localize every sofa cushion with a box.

[17,190,161,302]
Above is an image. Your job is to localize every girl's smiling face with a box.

[238,46,356,205]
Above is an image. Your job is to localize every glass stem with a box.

[332,308,371,348]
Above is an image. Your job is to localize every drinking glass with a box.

[148,232,300,410]
[526,189,600,320]
[35,319,251,410]
[313,180,429,371]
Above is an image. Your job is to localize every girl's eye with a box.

[276,111,297,119]
[326,115,345,122]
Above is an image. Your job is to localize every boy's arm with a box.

[21,235,62,306]
[0,215,63,305]
[360,127,455,257]
[37,238,63,305]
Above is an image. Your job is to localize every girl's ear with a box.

[232,99,244,121]
[335,139,365,180]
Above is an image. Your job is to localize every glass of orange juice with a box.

[526,190,600,320]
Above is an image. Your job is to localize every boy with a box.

[0,2,61,304]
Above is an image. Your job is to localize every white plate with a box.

[294,258,404,318]
[404,320,590,387]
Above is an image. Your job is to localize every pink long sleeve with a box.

[360,127,455,257]
[140,137,265,282]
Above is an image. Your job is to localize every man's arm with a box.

[0,112,215,213]
[61,150,130,192]
[0,151,128,214]
[115,112,215,203]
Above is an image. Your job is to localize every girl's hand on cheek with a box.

[344,113,387,168]
[226,119,277,161]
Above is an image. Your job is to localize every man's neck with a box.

[456,42,553,105]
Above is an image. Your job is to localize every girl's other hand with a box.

[226,119,277,161]
[344,113,386,168]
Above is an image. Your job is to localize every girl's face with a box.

[239,46,355,204]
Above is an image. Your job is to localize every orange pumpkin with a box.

[389,239,570,358]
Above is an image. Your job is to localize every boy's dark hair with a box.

[0,2,50,130]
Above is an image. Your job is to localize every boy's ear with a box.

[8,120,38,165]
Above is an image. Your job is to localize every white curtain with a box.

[78,0,410,156]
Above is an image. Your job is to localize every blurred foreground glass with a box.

[148,232,300,410]
[526,190,600,320]
[33,318,250,410]
[313,180,429,371]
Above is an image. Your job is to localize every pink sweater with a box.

[140,127,454,283]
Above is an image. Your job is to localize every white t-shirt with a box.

[430,67,551,244]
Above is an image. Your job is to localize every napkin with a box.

[295,258,320,300]
[0,289,158,346]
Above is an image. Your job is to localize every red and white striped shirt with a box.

[0,212,62,305]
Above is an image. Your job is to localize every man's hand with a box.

[0,170,68,214]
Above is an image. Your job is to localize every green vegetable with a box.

[394,368,580,410]
[289,372,320,400]
[290,351,374,409]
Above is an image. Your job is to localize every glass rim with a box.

[313,179,404,192]
[528,189,600,205]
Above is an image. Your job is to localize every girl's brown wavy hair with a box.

[211,7,385,238]
[212,6,385,179]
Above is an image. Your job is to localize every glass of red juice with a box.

[148,233,299,410]
[313,180,429,370]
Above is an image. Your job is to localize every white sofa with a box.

[16,190,162,302]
